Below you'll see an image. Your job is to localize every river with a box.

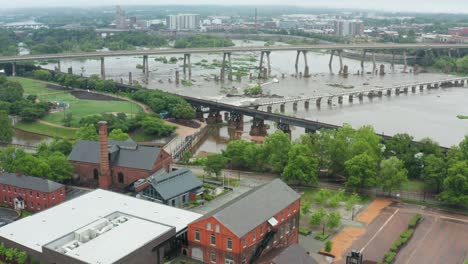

[29,40,468,151]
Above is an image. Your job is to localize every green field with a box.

[15,122,77,139]
[13,78,143,127]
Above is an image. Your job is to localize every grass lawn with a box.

[13,78,143,127]
[401,180,425,192]
[15,122,77,139]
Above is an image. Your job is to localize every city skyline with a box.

[2,0,468,14]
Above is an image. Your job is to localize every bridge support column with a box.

[195,107,204,122]
[403,87,408,93]
[380,64,385,75]
[295,50,300,77]
[206,110,222,124]
[387,89,391,96]
[412,86,416,93]
[228,112,243,130]
[391,51,395,71]
[175,70,180,85]
[372,52,377,73]
[11,62,16,77]
[461,80,465,86]
[327,97,333,105]
[303,51,310,77]
[434,83,439,89]
[143,55,149,83]
[293,102,298,111]
[329,50,335,71]
[266,51,271,77]
[221,53,227,81]
[304,101,309,109]
[227,53,233,81]
[395,88,400,94]
[377,91,383,97]
[349,94,354,103]
[57,61,61,73]
[280,104,285,113]
[403,50,408,73]
[277,122,291,139]
[250,118,267,137]
[343,65,349,76]
[100,57,106,80]
[420,85,424,91]
[358,93,364,101]
[454,80,459,87]
[316,98,322,107]
[338,50,343,75]
[361,49,367,73]
[258,51,265,79]
[267,106,272,112]
[129,72,132,84]
[338,96,343,104]
[67,67,73,75]
[224,112,229,121]
[187,54,192,80]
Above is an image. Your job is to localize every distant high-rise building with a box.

[334,20,363,38]
[116,6,127,29]
[166,14,200,31]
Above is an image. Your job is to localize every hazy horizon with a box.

[1,1,468,14]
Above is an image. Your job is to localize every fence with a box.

[170,125,209,161]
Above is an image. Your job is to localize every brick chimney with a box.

[98,121,112,189]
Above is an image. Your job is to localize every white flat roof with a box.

[0,189,202,255]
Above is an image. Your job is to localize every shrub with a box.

[325,240,333,252]
[383,252,396,264]
[345,193,361,210]
[314,189,332,205]
[327,195,340,208]
[408,214,422,229]
[298,227,311,235]
[314,232,330,241]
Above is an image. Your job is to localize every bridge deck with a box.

[1,43,468,62]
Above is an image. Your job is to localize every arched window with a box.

[118,172,124,183]
[93,169,99,180]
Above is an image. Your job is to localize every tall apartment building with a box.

[166,14,200,31]
[115,5,127,29]
[334,20,364,38]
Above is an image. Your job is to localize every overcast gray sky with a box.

[2,0,468,13]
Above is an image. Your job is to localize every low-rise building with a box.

[0,172,65,212]
[68,121,172,190]
[0,189,202,264]
[187,179,300,264]
[136,167,204,207]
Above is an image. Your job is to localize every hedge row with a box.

[379,214,422,264]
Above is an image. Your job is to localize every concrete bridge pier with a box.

[280,104,285,113]
[227,53,233,81]
[195,107,204,122]
[100,57,106,80]
[266,51,272,77]
[395,88,400,94]
[391,51,395,71]
[349,94,354,103]
[304,101,309,109]
[380,64,385,75]
[377,91,383,97]
[434,83,439,89]
[129,72,132,84]
[228,112,243,130]
[11,62,16,76]
[224,112,229,121]
[387,89,391,96]
[295,50,300,77]
[454,80,459,87]
[267,106,272,112]
[403,87,408,93]
[250,118,267,137]
[338,96,343,104]
[403,50,408,73]
[316,98,322,107]
[372,52,377,73]
[303,51,310,77]
[327,97,333,105]
[412,86,416,93]
[259,51,265,79]
[338,50,344,75]
[68,67,73,75]
[329,50,335,71]
[277,122,291,138]
[282,73,285,79]
[293,102,298,111]
[249,73,253,80]
[461,80,465,86]
[361,49,367,73]
[206,110,223,124]
[57,61,61,73]
[358,93,364,101]
[221,53,227,81]
[143,55,149,83]
[420,85,424,91]
[343,65,349,76]
[175,70,180,85]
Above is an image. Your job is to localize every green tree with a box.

[282,144,318,184]
[439,161,468,206]
[16,251,28,264]
[108,129,130,141]
[0,77,23,103]
[46,153,73,182]
[263,131,291,173]
[62,112,73,127]
[309,207,327,227]
[345,153,378,190]
[380,157,408,195]
[75,124,99,141]
[384,133,421,179]
[327,212,341,230]
[13,154,51,178]
[203,154,227,177]
[0,147,26,172]
[422,154,447,193]
[171,103,196,119]
[0,111,14,143]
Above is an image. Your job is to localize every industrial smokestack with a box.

[98,121,112,189]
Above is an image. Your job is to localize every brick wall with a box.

[0,184,66,212]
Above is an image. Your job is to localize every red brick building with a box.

[68,121,172,190]
[187,179,300,264]
[0,172,65,212]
